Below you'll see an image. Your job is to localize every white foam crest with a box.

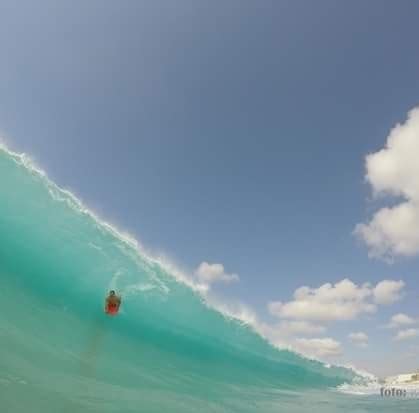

[339,364,377,382]
[335,365,384,396]
[337,381,382,396]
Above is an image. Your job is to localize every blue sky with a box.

[1,1,419,377]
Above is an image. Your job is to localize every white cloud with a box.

[280,320,326,335]
[394,328,419,341]
[256,322,342,360]
[387,313,417,329]
[267,321,326,339]
[373,280,405,305]
[268,301,284,316]
[268,278,381,322]
[348,332,369,347]
[355,107,419,259]
[194,262,239,285]
[294,337,342,358]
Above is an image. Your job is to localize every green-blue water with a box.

[1,145,418,412]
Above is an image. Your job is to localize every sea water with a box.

[0,145,418,412]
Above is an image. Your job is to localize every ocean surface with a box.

[1,145,418,412]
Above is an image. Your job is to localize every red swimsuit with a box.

[106,302,119,315]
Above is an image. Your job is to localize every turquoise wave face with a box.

[1,145,416,413]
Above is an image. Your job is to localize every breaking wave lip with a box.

[0,142,360,389]
[336,367,381,396]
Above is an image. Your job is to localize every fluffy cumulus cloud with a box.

[267,321,326,339]
[265,278,406,359]
[294,338,342,358]
[194,262,239,285]
[348,332,369,347]
[394,328,419,341]
[278,320,326,336]
[268,278,403,322]
[373,280,405,304]
[257,321,337,359]
[387,313,417,328]
[355,107,419,259]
